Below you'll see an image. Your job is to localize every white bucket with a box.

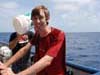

[0,46,12,63]
[13,15,33,35]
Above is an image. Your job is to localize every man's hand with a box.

[0,61,7,75]
[0,62,7,70]
[0,68,15,75]
[0,62,15,75]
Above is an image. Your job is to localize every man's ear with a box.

[46,16,50,20]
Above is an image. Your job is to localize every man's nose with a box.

[36,19,41,23]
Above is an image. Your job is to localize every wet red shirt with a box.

[30,27,66,75]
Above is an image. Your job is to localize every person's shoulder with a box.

[10,32,17,35]
[9,32,17,39]
[51,27,65,40]
[51,27,65,35]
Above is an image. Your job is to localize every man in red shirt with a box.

[0,5,66,75]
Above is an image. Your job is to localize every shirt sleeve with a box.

[46,32,65,57]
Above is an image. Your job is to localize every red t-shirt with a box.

[30,27,66,75]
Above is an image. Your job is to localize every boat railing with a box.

[66,61,100,75]
[0,41,9,47]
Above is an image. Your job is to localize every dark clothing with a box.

[9,31,34,73]
[30,27,66,75]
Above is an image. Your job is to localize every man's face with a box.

[31,10,47,33]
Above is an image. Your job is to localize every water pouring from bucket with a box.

[13,13,33,35]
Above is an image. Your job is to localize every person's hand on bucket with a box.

[0,62,15,75]
[0,61,7,75]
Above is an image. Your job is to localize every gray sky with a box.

[0,0,100,32]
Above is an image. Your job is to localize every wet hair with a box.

[31,5,50,25]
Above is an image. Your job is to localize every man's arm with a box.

[5,43,32,67]
[17,55,53,75]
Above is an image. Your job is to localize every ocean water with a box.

[67,32,100,70]
[0,32,100,70]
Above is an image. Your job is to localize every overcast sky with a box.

[0,0,100,32]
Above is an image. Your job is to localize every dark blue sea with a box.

[0,32,100,70]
